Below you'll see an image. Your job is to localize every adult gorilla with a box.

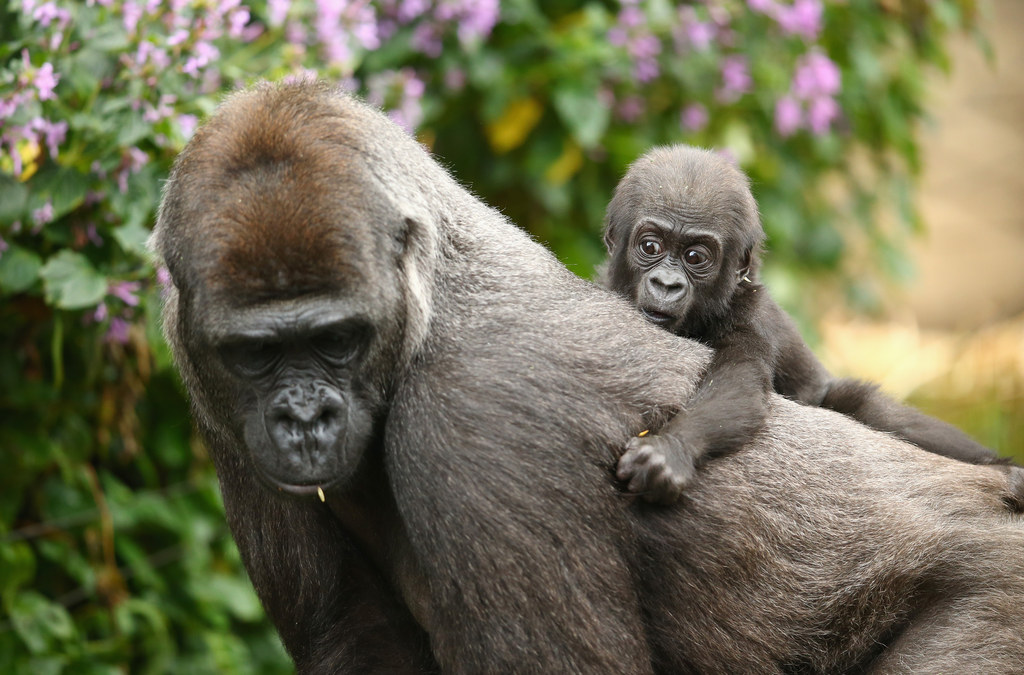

[152,81,1024,674]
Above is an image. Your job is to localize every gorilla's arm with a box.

[820,377,1007,467]
[617,324,774,504]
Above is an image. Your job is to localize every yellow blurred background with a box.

[820,0,1024,459]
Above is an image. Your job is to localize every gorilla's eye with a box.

[683,247,712,268]
[638,238,663,257]
[312,326,367,365]
[220,340,280,378]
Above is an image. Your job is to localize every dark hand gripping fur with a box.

[602,145,1022,506]
[152,82,1024,674]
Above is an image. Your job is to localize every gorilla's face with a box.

[158,95,414,496]
[602,146,762,336]
[202,297,380,495]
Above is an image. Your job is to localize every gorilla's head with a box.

[152,82,438,495]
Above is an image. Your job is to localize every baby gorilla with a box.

[603,145,1020,505]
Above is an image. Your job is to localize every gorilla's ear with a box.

[736,248,753,282]
[603,221,616,254]
[602,209,623,255]
[396,214,438,354]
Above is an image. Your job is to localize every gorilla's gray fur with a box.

[152,81,1024,674]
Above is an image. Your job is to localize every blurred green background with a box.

[2,0,1021,672]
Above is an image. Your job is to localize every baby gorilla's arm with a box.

[617,328,774,504]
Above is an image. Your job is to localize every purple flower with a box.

[397,0,431,23]
[228,8,251,38]
[444,68,466,92]
[807,96,839,134]
[457,0,499,43]
[2,133,24,176]
[106,317,131,344]
[86,223,103,246]
[176,113,198,139]
[747,0,777,12]
[31,117,68,158]
[608,26,628,47]
[774,96,802,136]
[182,41,220,76]
[156,266,172,288]
[676,7,716,52]
[680,103,708,132]
[411,22,443,58]
[792,50,840,99]
[34,62,60,100]
[685,21,715,51]
[32,201,55,228]
[0,236,7,260]
[0,91,29,118]
[122,1,143,33]
[93,302,109,322]
[32,2,70,28]
[616,96,645,123]
[143,95,176,123]
[634,58,659,83]
[267,0,290,26]
[629,34,661,60]
[167,28,189,46]
[109,280,142,306]
[134,41,171,71]
[115,147,150,193]
[618,6,643,28]
[776,0,823,41]
[717,55,751,103]
[349,5,381,50]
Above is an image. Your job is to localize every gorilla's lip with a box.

[640,307,675,326]
[255,466,345,500]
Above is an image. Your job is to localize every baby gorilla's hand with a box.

[617,433,698,505]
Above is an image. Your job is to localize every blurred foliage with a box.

[0,0,996,671]
[820,315,1024,460]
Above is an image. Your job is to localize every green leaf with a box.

[6,590,76,655]
[38,250,107,310]
[197,574,265,623]
[0,541,36,598]
[30,168,90,221]
[112,220,152,257]
[552,84,609,149]
[0,245,43,294]
[0,175,29,223]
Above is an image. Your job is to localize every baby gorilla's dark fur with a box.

[603,145,1021,505]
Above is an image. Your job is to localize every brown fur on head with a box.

[155,82,390,305]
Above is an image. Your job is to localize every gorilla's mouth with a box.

[252,462,345,499]
[640,307,675,326]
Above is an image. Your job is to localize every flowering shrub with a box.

[0,0,986,670]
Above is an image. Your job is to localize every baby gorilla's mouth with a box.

[640,307,675,326]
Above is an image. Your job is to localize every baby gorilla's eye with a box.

[638,238,663,257]
[683,247,710,267]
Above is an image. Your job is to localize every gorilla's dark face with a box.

[617,215,731,332]
[602,146,764,336]
[206,299,377,494]
[155,85,419,497]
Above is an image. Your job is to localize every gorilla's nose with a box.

[267,386,345,455]
[646,269,688,304]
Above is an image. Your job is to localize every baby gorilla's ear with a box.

[602,214,619,254]
[736,248,753,282]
